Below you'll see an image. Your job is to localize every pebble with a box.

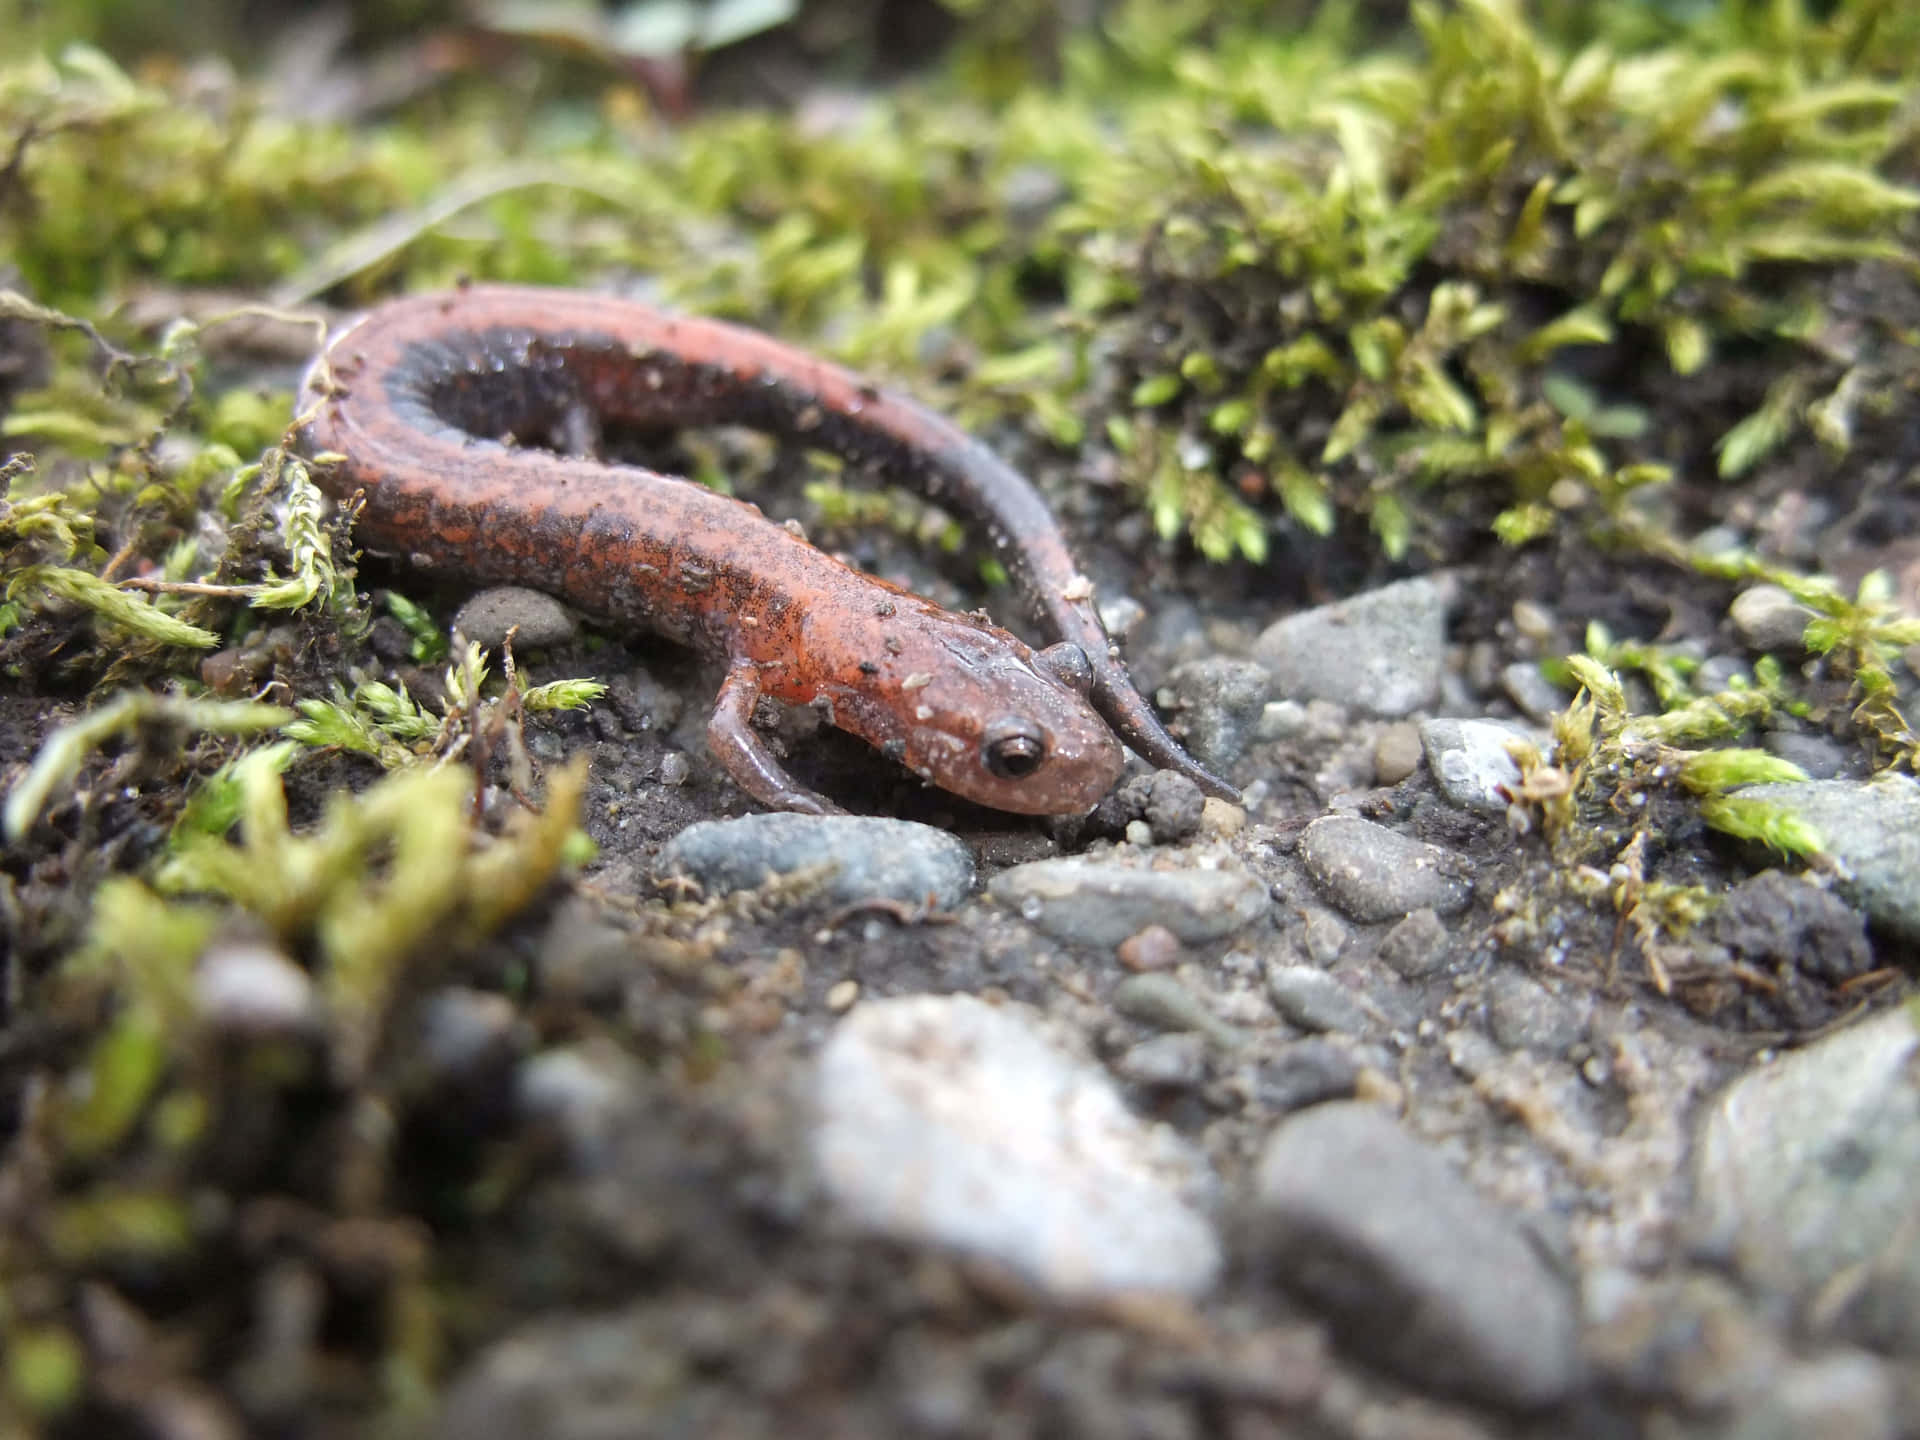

[1693,1008,1920,1349]
[452,586,578,651]
[1371,722,1424,786]
[1250,1101,1579,1408]
[656,814,975,911]
[1157,658,1275,768]
[1731,774,1920,941]
[1761,726,1857,781]
[195,941,316,1034]
[810,996,1221,1299]
[1484,971,1588,1055]
[1143,770,1206,842]
[1265,964,1369,1035]
[1112,1032,1210,1090]
[1723,1351,1899,1440]
[1250,575,1453,718]
[1255,1040,1362,1112]
[1116,924,1183,972]
[988,857,1269,947]
[1297,816,1472,923]
[1111,973,1248,1050]
[1375,908,1452,978]
[1729,583,1814,654]
[1501,661,1568,723]
[1300,908,1349,965]
[1419,717,1535,814]
[516,1042,643,1173]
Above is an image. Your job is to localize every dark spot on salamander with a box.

[858,660,880,676]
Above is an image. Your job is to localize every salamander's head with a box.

[819,604,1124,816]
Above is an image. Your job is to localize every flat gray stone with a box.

[1251,576,1453,717]
[812,996,1221,1300]
[1265,964,1369,1035]
[1298,815,1472,923]
[990,858,1269,947]
[453,585,578,650]
[656,814,974,911]
[1251,1101,1579,1408]
[1732,774,1920,940]
[1694,1008,1920,1344]
[1420,717,1537,814]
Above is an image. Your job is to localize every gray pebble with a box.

[453,586,578,651]
[1732,774,1920,940]
[1298,815,1472,923]
[1694,1008,1920,1347]
[1376,908,1452,978]
[1485,971,1588,1055]
[1300,908,1349,965]
[1694,653,1752,694]
[1251,575,1453,717]
[1420,717,1536,814]
[1722,1351,1898,1440]
[1255,1040,1362,1112]
[811,995,1221,1299]
[1371,722,1424,786]
[417,987,524,1083]
[656,751,692,788]
[1265,964,1369,1035]
[989,858,1269,947]
[1144,770,1206,842]
[517,1042,642,1173]
[195,941,316,1034]
[435,1311,688,1440]
[1730,583,1814,654]
[1501,661,1569,724]
[1111,973,1248,1050]
[1112,1032,1211,1090]
[1761,726,1857,781]
[1158,657,1274,768]
[657,814,974,911]
[1250,1101,1579,1407]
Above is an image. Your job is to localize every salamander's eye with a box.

[1034,642,1093,694]
[983,717,1048,780]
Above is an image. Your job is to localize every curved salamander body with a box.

[297,284,1238,816]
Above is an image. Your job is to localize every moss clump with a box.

[1049,0,1919,561]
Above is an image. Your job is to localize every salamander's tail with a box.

[1091,669,1243,805]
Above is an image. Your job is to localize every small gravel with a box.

[452,585,579,650]
[1731,774,1920,941]
[988,857,1269,947]
[195,941,316,1033]
[656,814,975,910]
[1375,908,1452,978]
[1112,1032,1210,1090]
[1157,657,1275,769]
[1693,1007,1920,1350]
[1501,661,1568,723]
[1111,973,1250,1050]
[1254,1041,1362,1112]
[1371,722,1424,785]
[1420,717,1537,814]
[1729,583,1814,654]
[1484,972,1589,1055]
[1250,1101,1580,1408]
[1265,964,1369,1035]
[1298,815,1472,923]
[1143,770,1206,842]
[1250,575,1453,717]
[811,995,1222,1300]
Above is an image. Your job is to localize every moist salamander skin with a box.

[297,283,1239,816]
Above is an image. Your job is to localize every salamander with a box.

[296,283,1240,816]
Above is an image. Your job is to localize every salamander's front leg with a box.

[707,660,846,815]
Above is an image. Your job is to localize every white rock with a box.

[810,995,1221,1300]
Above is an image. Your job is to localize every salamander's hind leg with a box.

[707,661,847,816]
